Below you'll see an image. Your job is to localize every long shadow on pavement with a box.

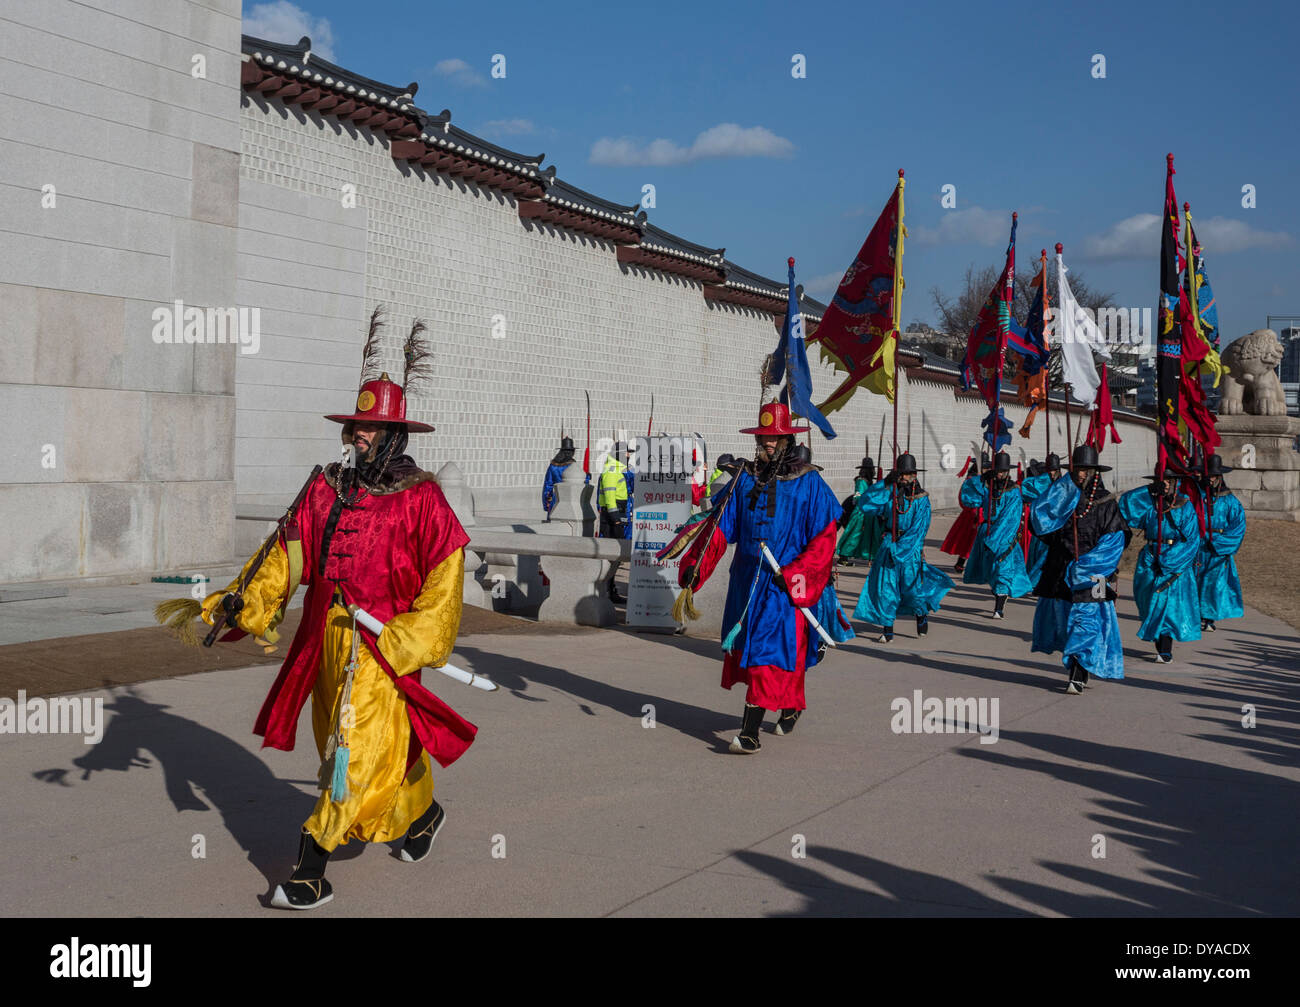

[31,687,320,891]
[959,729,1300,916]
[455,644,735,750]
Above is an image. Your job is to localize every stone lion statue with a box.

[1220,329,1287,416]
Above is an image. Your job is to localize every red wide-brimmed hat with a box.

[325,372,434,432]
[739,401,809,436]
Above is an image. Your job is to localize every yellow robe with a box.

[201,540,464,850]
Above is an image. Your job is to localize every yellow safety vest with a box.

[599,457,628,511]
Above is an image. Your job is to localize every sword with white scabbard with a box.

[349,605,499,692]
[758,541,836,649]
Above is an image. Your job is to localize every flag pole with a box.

[1041,248,1051,460]
[891,169,905,540]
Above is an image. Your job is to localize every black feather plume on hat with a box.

[360,305,386,382]
[402,318,433,392]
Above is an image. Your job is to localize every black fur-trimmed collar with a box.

[324,462,438,496]
[739,459,821,482]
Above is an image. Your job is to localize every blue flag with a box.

[771,260,836,439]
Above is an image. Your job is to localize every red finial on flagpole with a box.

[1012,211,1018,221]
[1041,249,1047,257]
[788,257,795,268]
[1167,152,1175,175]
[1183,201,1190,211]
[1055,243,1063,254]
[898,169,904,178]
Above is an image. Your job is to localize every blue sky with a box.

[245,0,1297,345]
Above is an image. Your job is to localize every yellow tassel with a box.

[672,586,700,623]
[153,597,204,647]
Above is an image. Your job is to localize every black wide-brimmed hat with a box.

[716,453,737,471]
[859,455,876,476]
[560,435,575,451]
[981,451,1013,479]
[893,452,923,474]
[1045,452,1061,471]
[1071,445,1112,472]
[1205,454,1233,477]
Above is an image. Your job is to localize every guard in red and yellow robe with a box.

[200,368,473,910]
[678,403,840,753]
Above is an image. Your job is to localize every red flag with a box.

[806,181,902,411]
[1085,364,1123,452]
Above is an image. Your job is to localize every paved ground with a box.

[3,520,1297,917]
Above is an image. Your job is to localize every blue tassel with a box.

[331,746,350,802]
[722,619,744,653]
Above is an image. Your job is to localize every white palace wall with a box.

[235,92,1157,519]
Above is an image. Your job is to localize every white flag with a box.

[1055,252,1111,404]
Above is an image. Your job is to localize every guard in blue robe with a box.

[1119,468,1204,663]
[1195,454,1246,630]
[959,451,1033,617]
[1019,452,1062,590]
[678,403,842,753]
[1029,445,1127,693]
[542,436,577,518]
[851,453,953,642]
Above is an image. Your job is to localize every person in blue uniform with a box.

[837,456,885,568]
[542,436,577,519]
[1020,453,1062,590]
[1029,445,1127,693]
[1119,464,1203,663]
[851,452,954,643]
[677,402,841,754]
[960,451,1033,619]
[1196,454,1245,632]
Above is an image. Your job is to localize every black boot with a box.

[915,614,929,637]
[1066,657,1086,695]
[1155,634,1173,664]
[271,829,334,910]
[400,800,446,863]
[877,624,894,643]
[954,557,966,573]
[993,595,1007,620]
[728,704,764,754]
[775,708,802,736]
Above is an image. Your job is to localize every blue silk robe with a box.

[852,483,953,626]
[1029,476,1126,679]
[1197,490,1246,622]
[1019,473,1054,588]
[959,476,1034,598]
[1119,486,1203,643]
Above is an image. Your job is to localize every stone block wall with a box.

[0,0,243,584]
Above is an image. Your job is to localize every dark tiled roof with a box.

[640,224,726,267]
[243,35,421,113]
[543,177,643,229]
[722,260,786,300]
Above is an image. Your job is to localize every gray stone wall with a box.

[0,0,243,584]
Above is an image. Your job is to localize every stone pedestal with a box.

[547,463,597,535]
[1217,414,1300,520]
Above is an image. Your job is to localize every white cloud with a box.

[482,118,536,135]
[1080,213,1292,260]
[909,206,1013,247]
[435,58,488,89]
[589,123,795,167]
[805,271,847,297]
[244,2,336,61]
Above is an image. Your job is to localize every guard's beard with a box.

[340,426,410,497]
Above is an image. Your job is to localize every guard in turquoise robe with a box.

[851,453,953,641]
[837,457,885,566]
[1119,471,1203,662]
[1195,454,1246,629]
[1029,445,1126,692]
[959,452,1033,617]
[1019,452,1062,590]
